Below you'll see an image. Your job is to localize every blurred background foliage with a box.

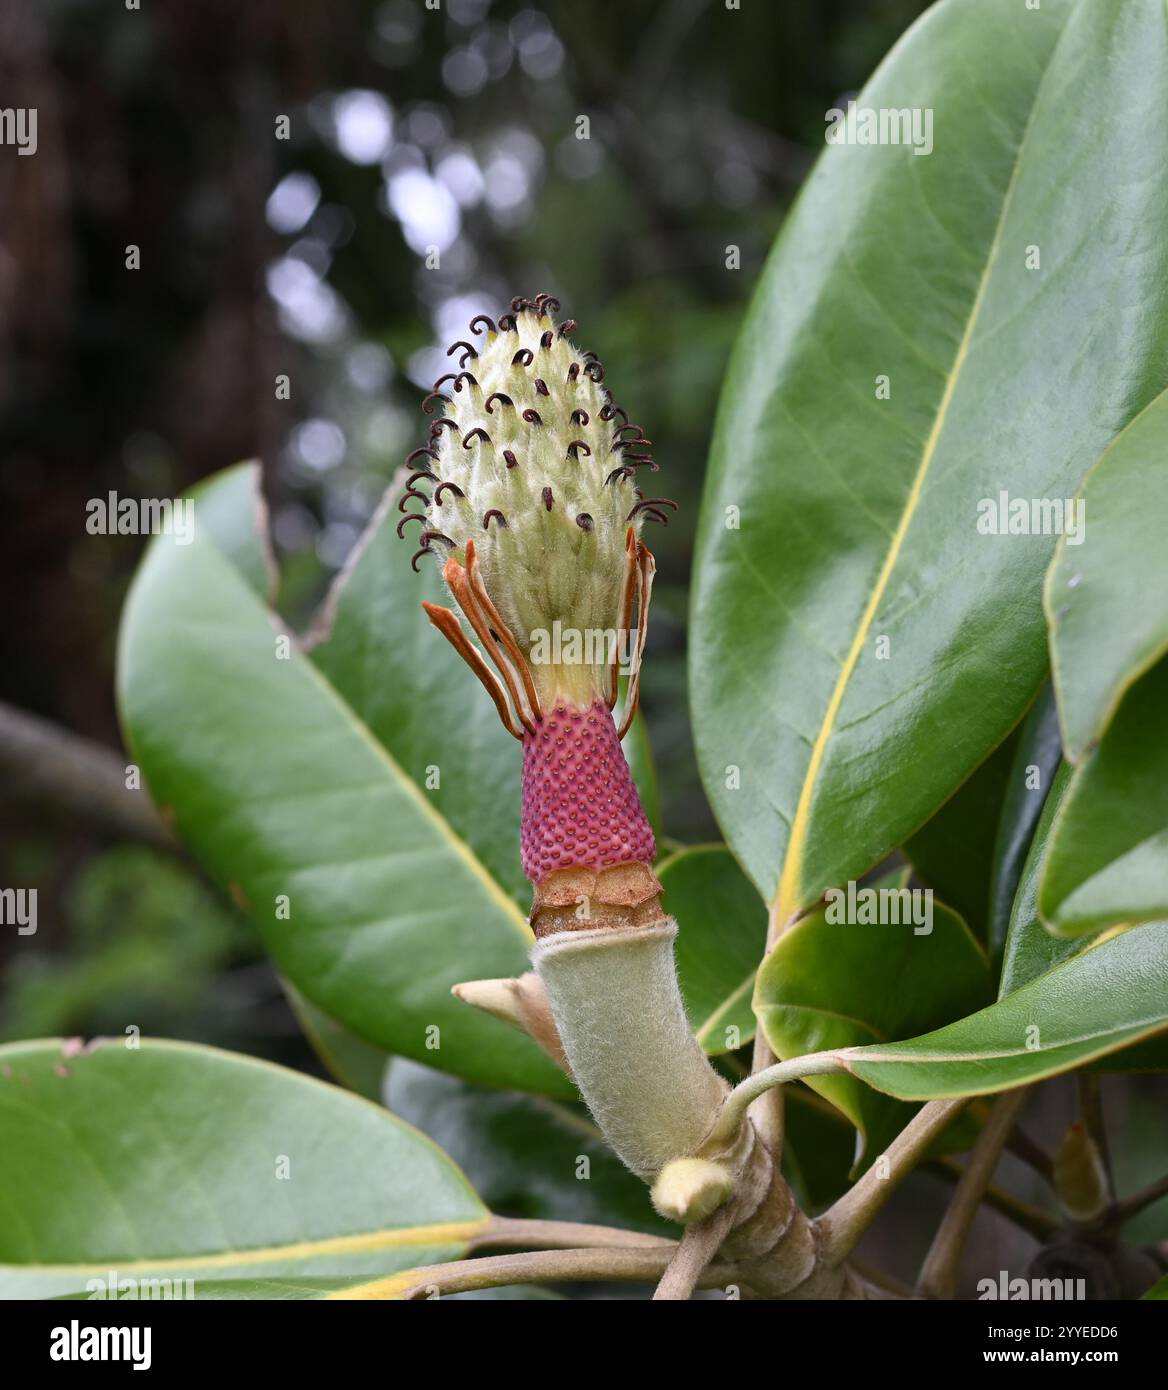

[0,0,932,1054]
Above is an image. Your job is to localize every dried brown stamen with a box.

[608,528,640,711]
[464,541,542,722]
[422,601,523,738]
[617,539,656,738]
[443,551,537,734]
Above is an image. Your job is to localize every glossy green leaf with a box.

[997,742,1168,1071]
[1143,1274,1168,1301]
[843,920,1168,1099]
[385,1058,672,1237]
[987,684,1063,968]
[1046,387,1168,761]
[658,845,767,1055]
[1039,660,1168,934]
[116,469,567,1095]
[904,732,1018,942]
[691,0,1168,923]
[0,1039,488,1300]
[755,869,991,1163]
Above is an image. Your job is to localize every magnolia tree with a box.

[4,0,1168,1303]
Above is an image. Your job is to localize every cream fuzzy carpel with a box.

[532,919,728,1180]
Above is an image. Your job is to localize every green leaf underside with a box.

[116,468,568,1096]
[755,869,991,1164]
[844,920,1168,1099]
[0,1040,487,1300]
[1039,659,1168,935]
[1046,386,1168,762]
[658,845,767,1055]
[691,0,1168,923]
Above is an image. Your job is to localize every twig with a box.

[1006,1123,1056,1185]
[929,1158,1059,1241]
[850,1257,913,1300]
[473,1216,673,1253]
[917,1089,1030,1299]
[0,700,175,850]
[652,1204,737,1301]
[356,1246,733,1301]
[817,1098,968,1267]
[1111,1173,1168,1228]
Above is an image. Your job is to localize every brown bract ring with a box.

[530,861,666,938]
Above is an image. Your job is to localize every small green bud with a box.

[1053,1121,1109,1222]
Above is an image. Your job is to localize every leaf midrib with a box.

[772,45,1059,925]
[1,1219,488,1279]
